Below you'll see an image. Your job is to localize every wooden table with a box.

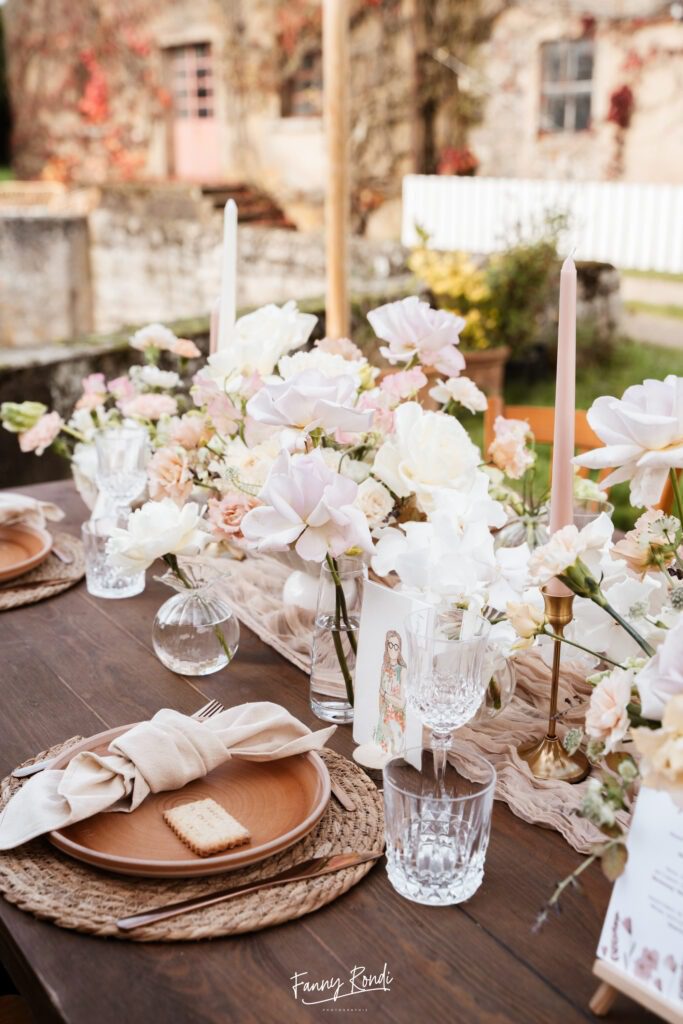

[0,481,655,1024]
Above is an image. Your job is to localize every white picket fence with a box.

[401,174,683,273]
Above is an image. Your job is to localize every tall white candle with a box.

[217,199,237,352]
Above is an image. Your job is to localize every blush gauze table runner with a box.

[222,554,623,855]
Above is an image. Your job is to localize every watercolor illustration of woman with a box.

[374,629,407,754]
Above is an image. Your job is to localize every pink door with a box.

[169,43,221,182]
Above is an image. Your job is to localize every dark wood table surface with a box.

[0,481,655,1024]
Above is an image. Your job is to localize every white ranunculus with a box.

[138,365,180,390]
[107,499,209,574]
[573,375,683,507]
[355,477,394,527]
[372,402,480,512]
[636,616,683,720]
[429,376,488,414]
[205,301,317,384]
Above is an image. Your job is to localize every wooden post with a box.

[323,0,350,339]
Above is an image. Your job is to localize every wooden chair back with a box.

[483,396,675,514]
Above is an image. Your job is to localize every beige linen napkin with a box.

[0,703,335,850]
[0,493,64,531]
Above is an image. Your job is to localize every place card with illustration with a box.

[593,787,683,1023]
[352,580,423,769]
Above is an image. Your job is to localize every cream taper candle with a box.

[217,199,237,352]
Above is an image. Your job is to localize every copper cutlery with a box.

[116,850,383,931]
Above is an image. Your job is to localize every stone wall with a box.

[0,213,93,348]
[90,197,409,334]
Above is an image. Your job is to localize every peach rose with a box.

[172,337,201,359]
[585,667,633,753]
[18,412,64,455]
[632,694,683,807]
[488,416,535,479]
[147,447,193,503]
[170,414,209,450]
[119,393,178,420]
[208,493,260,541]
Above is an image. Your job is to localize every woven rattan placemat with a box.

[0,532,85,612]
[0,743,384,942]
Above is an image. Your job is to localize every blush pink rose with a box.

[119,393,178,420]
[147,447,193,504]
[18,412,64,455]
[488,416,535,480]
[208,493,260,541]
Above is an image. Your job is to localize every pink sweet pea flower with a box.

[75,373,107,411]
[241,449,373,562]
[380,367,428,405]
[107,375,136,402]
[172,338,201,359]
[316,336,364,361]
[170,414,210,450]
[368,296,466,377]
[18,412,64,455]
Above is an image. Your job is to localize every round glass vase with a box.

[152,564,240,677]
[494,508,549,551]
[309,556,365,725]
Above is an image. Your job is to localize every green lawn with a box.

[625,299,683,320]
[0,167,13,181]
[462,338,683,531]
[623,269,683,284]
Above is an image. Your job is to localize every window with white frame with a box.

[540,39,593,133]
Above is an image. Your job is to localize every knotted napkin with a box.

[0,703,335,850]
[0,493,64,531]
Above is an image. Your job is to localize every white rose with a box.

[278,349,366,383]
[528,526,584,585]
[585,666,633,753]
[138,365,180,390]
[130,323,178,352]
[506,600,546,641]
[372,402,480,512]
[355,478,394,527]
[205,301,317,383]
[107,499,209,575]
[429,376,488,414]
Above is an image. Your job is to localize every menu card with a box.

[597,786,683,1014]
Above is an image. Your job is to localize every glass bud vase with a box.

[152,564,240,676]
[494,508,549,551]
[310,556,365,725]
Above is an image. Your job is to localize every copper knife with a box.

[116,850,383,932]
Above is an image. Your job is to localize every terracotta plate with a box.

[49,725,331,878]
[0,524,52,583]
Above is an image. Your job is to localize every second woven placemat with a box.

[0,745,384,942]
[0,532,85,612]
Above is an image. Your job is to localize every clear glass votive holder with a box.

[573,499,614,531]
[383,746,496,907]
[81,518,145,599]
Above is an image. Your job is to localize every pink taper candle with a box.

[547,254,577,596]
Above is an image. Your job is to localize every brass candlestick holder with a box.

[517,586,590,784]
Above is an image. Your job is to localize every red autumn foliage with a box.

[607,84,634,129]
[437,146,479,176]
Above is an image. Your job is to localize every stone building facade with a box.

[470,1,683,182]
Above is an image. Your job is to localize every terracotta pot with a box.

[461,345,510,397]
